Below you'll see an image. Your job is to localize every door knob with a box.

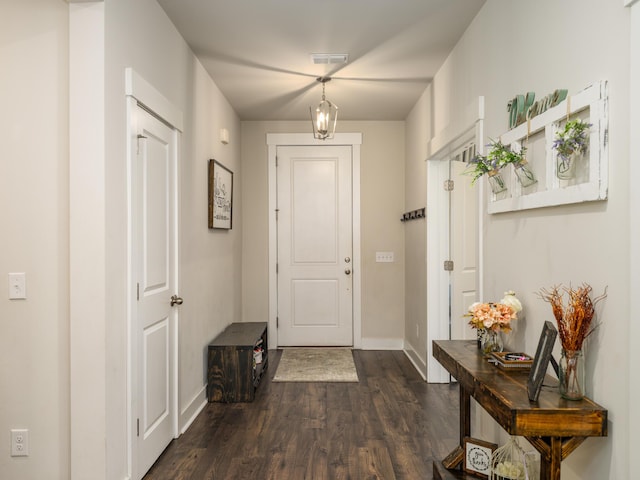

[345,269,351,275]
[170,295,183,306]
[345,257,351,263]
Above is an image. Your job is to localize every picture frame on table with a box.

[527,320,558,402]
[208,159,233,229]
[463,437,497,478]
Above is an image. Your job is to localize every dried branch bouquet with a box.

[537,283,606,351]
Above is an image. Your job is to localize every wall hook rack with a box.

[401,207,425,222]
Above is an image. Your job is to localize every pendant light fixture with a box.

[310,77,338,140]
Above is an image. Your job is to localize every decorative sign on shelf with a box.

[507,88,568,129]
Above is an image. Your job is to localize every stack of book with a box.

[489,352,533,370]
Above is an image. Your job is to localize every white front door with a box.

[276,145,353,346]
[133,105,178,478]
[450,159,479,340]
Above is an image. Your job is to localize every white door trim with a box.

[267,133,362,350]
[425,97,484,383]
[126,68,181,479]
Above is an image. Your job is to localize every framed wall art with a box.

[208,159,233,229]
[527,321,558,402]
[463,437,497,478]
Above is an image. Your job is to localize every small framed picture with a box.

[208,159,233,229]
[463,437,497,478]
[527,320,558,402]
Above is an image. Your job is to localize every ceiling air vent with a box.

[310,53,349,65]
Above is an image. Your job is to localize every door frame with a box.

[267,133,362,349]
[425,97,484,383]
[125,68,183,479]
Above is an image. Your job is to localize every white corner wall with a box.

[403,87,432,374]
[628,0,640,471]
[422,0,631,478]
[69,3,107,478]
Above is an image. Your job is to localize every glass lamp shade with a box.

[310,98,338,140]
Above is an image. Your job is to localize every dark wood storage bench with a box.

[207,322,268,402]
[432,340,607,480]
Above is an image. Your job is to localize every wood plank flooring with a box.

[143,350,460,480]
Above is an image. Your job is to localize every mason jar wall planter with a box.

[556,150,585,180]
[513,161,537,187]
[487,170,507,194]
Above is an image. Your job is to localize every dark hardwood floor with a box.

[144,349,460,480]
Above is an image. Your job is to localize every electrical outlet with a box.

[11,429,29,457]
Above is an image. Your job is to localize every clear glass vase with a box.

[487,170,507,194]
[481,330,504,355]
[513,161,537,187]
[559,349,585,400]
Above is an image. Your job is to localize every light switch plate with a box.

[8,273,26,299]
[375,252,394,263]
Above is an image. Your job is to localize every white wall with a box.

[100,1,242,478]
[241,121,406,347]
[0,1,70,478]
[1,0,241,479]
[420,0,630,478]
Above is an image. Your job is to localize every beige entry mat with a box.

[272,348,359,382]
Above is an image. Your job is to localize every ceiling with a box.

[157,0,485,121]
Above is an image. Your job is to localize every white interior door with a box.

[450,159,479,340]
[133,105,178,478]
[276,145,353,346]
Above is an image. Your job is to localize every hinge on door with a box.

[444,260,454,271]
[275,209,279,221]
[275,156,278,167]
[137,283,140,301]
[137,418,140,437]
[276,263,278,274]
[276,316,279,328]
[443,179,454,191]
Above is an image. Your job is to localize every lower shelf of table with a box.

[433,461,475,480]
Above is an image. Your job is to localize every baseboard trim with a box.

[360,337,404,350]
[179,386,207,435]
[403,342,427,380]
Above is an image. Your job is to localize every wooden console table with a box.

[432,340,607,480]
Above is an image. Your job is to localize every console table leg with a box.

[460,385,471,445]
[441,384,472,470]
[539,437,562,480]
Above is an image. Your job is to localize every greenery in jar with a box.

[466,139,525,184]
[552,119,591,165]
